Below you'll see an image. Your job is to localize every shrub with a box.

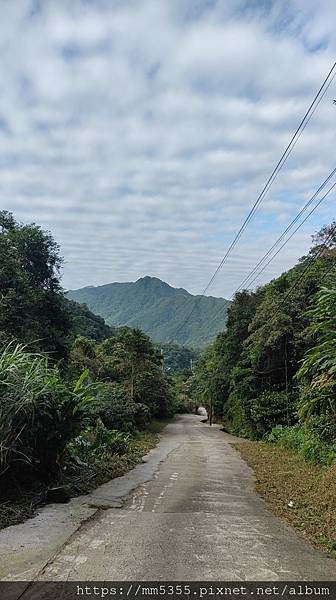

[90,383,138,431]
[250,391,297,437]
[266,424,336,466]
[0,342,94,482]
[297,286,336,420]
[307,413,336,445]
[68,422,131,460]
[135,370,175,419]
[173,394,195,414]
[133,402,151,428]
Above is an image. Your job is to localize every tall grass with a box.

[0,342,93,482]
[266,424,336,466]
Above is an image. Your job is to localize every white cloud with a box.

[0,0,335,299]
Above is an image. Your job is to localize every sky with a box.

[1,0,335,299]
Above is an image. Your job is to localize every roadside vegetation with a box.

[236,442,336,557]
[0,211,195,530]
[158,343,199,374]
[192,221,336,552]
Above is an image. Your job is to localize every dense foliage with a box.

[297,286,336,423]
[159,343,199,373]
[0,343,94,480]
[69,328,175,426]
[0,213,177,496]
[193,222,336,464]
[67,276,231,347]
[0,211,71,358]
[66,299,117,342]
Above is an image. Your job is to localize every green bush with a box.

[250,391,297,437]
[133,402,151,428]
[68,422,131,460]
[0,342,94,482]
[297,286,336,420]
[173,394,195,414]
[90,383,139,431]
[135,370,175,419]
[266,424,335,466]
[307,413,336,445]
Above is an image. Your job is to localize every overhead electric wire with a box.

[199,61,336,298]
[236,182,336,291]
[206,183,336,332]
[172,62,336,339]
[205,217,336,344]
[234,167,336,293]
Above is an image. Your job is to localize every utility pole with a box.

[209,396,213,426]
[284,335,289,426]
[130,362,134,400]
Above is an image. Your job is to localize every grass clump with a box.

[0,342,94,483]
[266,424,335,466]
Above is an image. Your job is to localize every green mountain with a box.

[66,276,230,348]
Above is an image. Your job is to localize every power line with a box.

[202,185,335,339]
[200,61,336,297]
[235,167,336,291]
[234,169,336,293]
[237,182,336,292]
[172,62,336,340]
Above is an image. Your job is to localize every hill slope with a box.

[66,276,230,347]
[65,299,116,342]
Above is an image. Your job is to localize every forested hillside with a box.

[193,221,336,466]
[67,277,230,348]
[66,299,117,342]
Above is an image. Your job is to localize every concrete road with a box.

[31,414,335,580]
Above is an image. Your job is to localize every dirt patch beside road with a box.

[235,441,336,558]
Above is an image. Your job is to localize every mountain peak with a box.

[136,276,171,288]
[135,276,193,297]
[67,277,231,347]
[136,275,165,284]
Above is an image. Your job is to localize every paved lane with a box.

[38,415,335,580]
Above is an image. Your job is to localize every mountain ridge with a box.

[66,276,230,347]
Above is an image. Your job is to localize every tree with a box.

[310,220,336,255]
[68,328,175,423]
[297,285,336,421]
[65,300,116,342]
[192,220,336,439]
[108,328,159,399]
[159,343,198,374]
[0,211,70,358]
